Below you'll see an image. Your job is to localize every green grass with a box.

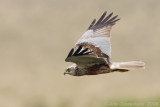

[102,97,160,107]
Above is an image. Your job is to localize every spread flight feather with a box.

[65,11,145,76]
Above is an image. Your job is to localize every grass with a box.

[102,97,160,107]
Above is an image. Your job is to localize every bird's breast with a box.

[85,64,111,75]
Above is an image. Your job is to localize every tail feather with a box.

[111,61,145,71]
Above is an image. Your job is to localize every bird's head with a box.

[64,64,77,76]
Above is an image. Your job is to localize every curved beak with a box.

[64,70,68,75]
[64,71,66,75]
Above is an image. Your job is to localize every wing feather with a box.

[65,11,119,66]
[101,12,113,24]
[95,11,107,25]
[73,45,82,56]
[65,46,107,66]
[88,19,96,29]
[75,11,120,64]
[78,48,88,55]
[67,48,74,58]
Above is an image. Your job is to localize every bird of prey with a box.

[64,11,145,76]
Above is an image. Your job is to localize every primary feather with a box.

[75,11,119,64]
[65,11,145,76]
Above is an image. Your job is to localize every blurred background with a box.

[0,0,160,107]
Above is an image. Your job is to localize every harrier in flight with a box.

[64,11,145,76]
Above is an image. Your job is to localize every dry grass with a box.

[0,0,160,107]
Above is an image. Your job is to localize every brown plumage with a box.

[76,42,110,64]
[64,11,145,76]
[86,64,111,75]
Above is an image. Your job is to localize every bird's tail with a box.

[111,61,145,72]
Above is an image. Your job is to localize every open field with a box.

[0,0,160,107]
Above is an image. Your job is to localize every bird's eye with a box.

[67,69,70,72]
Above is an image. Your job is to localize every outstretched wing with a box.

[65,45,107,66]
[75,11,120,64]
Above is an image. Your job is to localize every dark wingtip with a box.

[95,11,107,25]
[88,19,96,29]
[101,12,113,23]
[105,15,119,25]
[67,48,74,58]
[88,11,120,30]
[83,51,94,55]
[78,48,89,55]
[73,45,83,56]
[65,45,94,60]
[111,18,120,24]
